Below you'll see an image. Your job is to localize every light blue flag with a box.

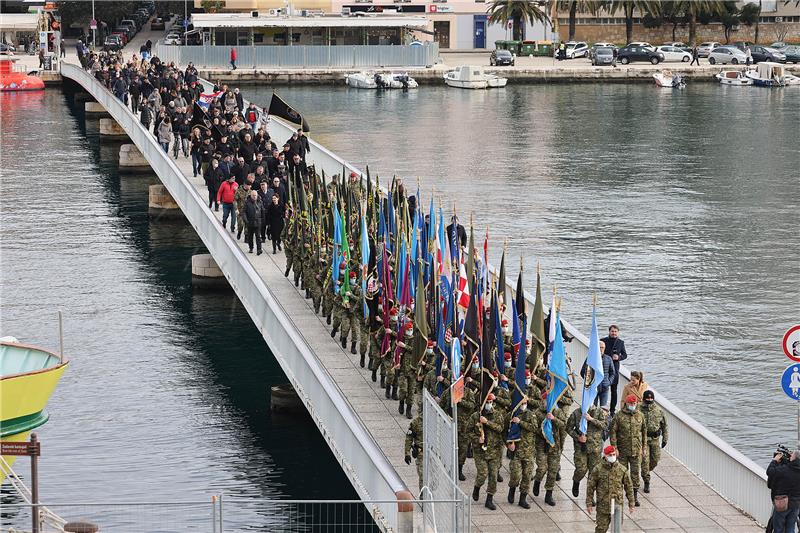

[542,310,569,446]
[332,201,341,292]
[580,305,603,434]
[451,330,462,382]
[360,207,370,317]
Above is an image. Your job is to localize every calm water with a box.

[248,83,800,463]
[0,91,356,530]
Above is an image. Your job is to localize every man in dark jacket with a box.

[140,102,153,131]
[265,194,285,254]
[446,215,467,251]
[579,340,616,408]
[767,450,800,533]
[601,325,627,416]
[238,132,257,163]
[244,190,265,255]
[204,158,224,211]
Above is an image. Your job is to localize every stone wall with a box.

[558,22,800,45]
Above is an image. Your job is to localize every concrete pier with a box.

[84,102,109,116]
[190,253,229,289]
[98,118,128,141]
[148,184,182,219]
[118,144,151,173]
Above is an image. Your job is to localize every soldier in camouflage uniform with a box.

[404,412,424,490]
[640,389,668,493]
[369,296,384,383]
[492,370,512,483]
[309,255,326,314]
[396,321,416,419]
[283,213,296,281]
[330,262,346,340]
[456,362,478,481]
[293,223,308,288]
[382,308,399,399]
[567,403,609,497]
[533,390,569,506]
[470,393,504,510]
[610,394,647,506]
[321,270,336,325]
[300,235,313,298]
[339,270,361,354]
[507,397,536,509]
[586,445,635,533]
[233,182,251,241]
[420,354,451,407]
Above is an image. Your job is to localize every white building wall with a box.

[454,14,474,49]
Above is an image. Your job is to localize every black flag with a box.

[268,92,310,132]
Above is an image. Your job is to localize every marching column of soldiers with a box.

[278,165,669,533]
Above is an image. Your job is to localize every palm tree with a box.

[669,0,725,46]
[487,0,551,41]
[607,1,660,45]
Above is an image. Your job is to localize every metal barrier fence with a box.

[59,62,412,532]
[153,42,438,69]
[0,499,461,533]
[421,390,470,532]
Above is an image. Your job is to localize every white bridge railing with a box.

[60,62,412,533]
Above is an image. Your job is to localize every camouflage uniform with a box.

[310,257,326,313]
[508,405,536,497]
[610,407,647,492]
[534,402,568,491]
[233,185,249,239]
[321,276,336,322]
[586,460,635,533]
[641,401,668,485]
[381,319,398,392]
[455,382,477,469]
[300,241,313,294]
[369,312,385,379]
[397,329,417,407]
[421,366,451,406]
[283,219,296,279]
[340,280,361,351]
[567,405,608,485]
[471,406,504,497]
[404,414,424,489]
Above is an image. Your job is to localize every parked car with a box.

[0,43,16,54]
[617,44,662,64]
[781,45,800,63]
[770,41,788,49]
[103,35,123,51]
[110,30,129,45]
[655,45,691,62]
[749,45,787,63]
[490,49,514,66]
[588,42,615,60]
[151,17,165,30]
[662,41,690,52]
[119,19,138,34]
[564,41,589,59]
[629,41,655,51]
[591,46,615,66]
[730,41,753,52]
[708,46,748,65]
[115,25,135,41]
[697,42,720,57]
[164,33,181,46]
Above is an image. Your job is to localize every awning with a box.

[191,13,429,30]
[0,13,39,31]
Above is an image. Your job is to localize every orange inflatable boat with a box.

[0,57,45,91]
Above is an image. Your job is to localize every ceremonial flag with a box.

[507,313,528,442]
[464,289,480,359]
[542,309,569,446]
[466,224,475,291]
[457,263,470,309]
[492,291,505,385]
[197,90,223,111]
[580,304,603,434]
[360,204,370,317]
[267,92,310,132]
[451,329,462,380]
[332,202,342,292]
[511,297,521,366]
[515,267,526,324]
[547,293,557,357]
[438,208,449,275]
[498,248,506,307]
[530,268,546,371]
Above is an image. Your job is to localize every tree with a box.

[773,21,791,41]
[201,0,225,13]
[669,1,724,47]
[558,1,601,42]
[607,1,660,44]
[661,1,690,42]
[487,0,550,42]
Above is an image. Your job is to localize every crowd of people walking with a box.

[86,47,793,533]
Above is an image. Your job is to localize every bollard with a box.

[191,254,230,289]
[148,184,183,219]
[98,118,128,141]
[118,144,151,173]
[84,102,109,116]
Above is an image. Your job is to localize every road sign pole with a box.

[31,433,39,533]
[796,400,799,450]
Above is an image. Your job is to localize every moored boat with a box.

[783,73,800,86]
[0,57,45,91]
[444,65,507,89]
[345,71,418,89]
[715,70,753,85]
[1,338,69,482]
[653,69,685,88]
[745,62,787,87]
[345,71,377,89]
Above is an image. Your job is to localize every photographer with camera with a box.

[767,446,800,533]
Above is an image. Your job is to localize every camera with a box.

[775,444,792,464]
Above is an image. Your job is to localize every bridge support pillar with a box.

[395,491,414,533]
[73,91,94,102]
[119,144,151,173]
[99,118,128,141]
[84,102,109,117]
[148,184,182,219]
[191,254,230,289]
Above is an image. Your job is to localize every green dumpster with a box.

[506,40,521,55]
[494,40,507,50]
[520,41,536,56]
[536,43,553,57]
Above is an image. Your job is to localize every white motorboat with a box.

[375,72,419,89]
[345,72,377,89]
[783,73,800,86]
[715,70,753,85]
[745,62,787,87]
[653,69,685,88]
[444,65,508,89]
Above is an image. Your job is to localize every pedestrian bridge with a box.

[60,62,770,532]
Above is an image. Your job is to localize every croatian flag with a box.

[457,263,470,309]
[197,90,223,111]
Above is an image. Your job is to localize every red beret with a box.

[486,393,495,402]
[525,369,531,377]
[625,394,638,404]
[504,352,512,360]
[604,445,616,456]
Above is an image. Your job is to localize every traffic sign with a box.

[783,325,800,362]
[781,364,800,400]
[90,18,97,30]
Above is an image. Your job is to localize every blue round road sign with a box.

[781,364,800,400]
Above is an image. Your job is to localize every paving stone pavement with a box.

[116,112,763,533]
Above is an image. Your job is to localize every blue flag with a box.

[580,305,604,434]
[543,310,569,446]
[507,314,528,442]
[451,331,462,383]
[492,290,507,390]
[332,201,341,292]
[360,208,370,318]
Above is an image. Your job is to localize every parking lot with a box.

[440,51,717,70]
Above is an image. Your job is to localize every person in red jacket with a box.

[217,175,239,233]
[230,47,237,70]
